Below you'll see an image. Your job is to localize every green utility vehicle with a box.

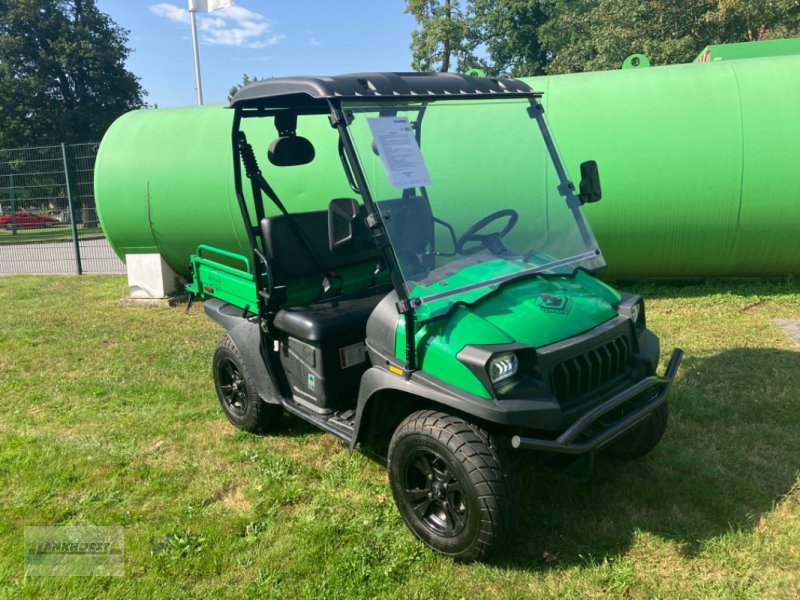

[185,72,682,562]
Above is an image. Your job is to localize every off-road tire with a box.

[387,410,517,563]
[609,401,668,459]
[213,335,281,434]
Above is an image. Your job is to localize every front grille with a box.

[550,335,632,405]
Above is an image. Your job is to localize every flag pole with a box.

[189,8,204,105]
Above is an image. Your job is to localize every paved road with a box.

[0,237,125,275]
[774,319,800,347]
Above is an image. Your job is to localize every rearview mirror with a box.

[328,197,364,254]
[268,136,315,167]
[578,160,602,204]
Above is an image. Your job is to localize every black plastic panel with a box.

[231,72,535,108]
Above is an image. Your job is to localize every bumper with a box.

[511,348,683,454]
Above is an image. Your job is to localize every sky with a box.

[96,1,419,108]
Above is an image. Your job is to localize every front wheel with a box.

[213,335,281,434]
[387,410,517,562]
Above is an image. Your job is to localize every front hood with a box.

[399,261,622,400]
[466,274,619,348]
[414,260,620,349]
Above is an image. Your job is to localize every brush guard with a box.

[511,348,683,454]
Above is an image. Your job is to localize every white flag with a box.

[188,0,235,12]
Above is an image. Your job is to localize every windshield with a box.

[343,98,605,320]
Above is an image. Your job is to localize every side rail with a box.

[185,244,258,311]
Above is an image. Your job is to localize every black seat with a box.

[274,293,384,343]
[379,196,435,276]
[260,210,384,305]
[262,210,381,279]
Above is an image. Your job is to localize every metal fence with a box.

[0,142,125,275]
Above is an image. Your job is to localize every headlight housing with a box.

[631,299,645,329]
[630,302,641,326]
[489,352,518,384]
[618,295,646,330]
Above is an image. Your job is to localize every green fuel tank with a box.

[94,104,354,276]
[96,55,800,279]
[524,54,800,278]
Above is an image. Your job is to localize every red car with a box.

[0,211,60,229]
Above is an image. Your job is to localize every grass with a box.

[0,227,105,245]
[0,275,799,599]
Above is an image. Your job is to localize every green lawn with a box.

[1,276,798,599]
[0,227,105,245]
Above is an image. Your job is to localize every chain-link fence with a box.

[0,143,124,275]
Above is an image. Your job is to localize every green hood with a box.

[464,273,619,347]
[403,261,621,399]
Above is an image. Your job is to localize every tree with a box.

[228,74,264,102]
[538,0,707,73]
[703,0,800,42]
[407,0,800,77]
[0,0,145,148]
[471,0,551,76]
[539,0,800,73]
[406,0,479,72]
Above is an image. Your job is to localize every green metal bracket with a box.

[621,54,651,69]
[464,68,487,78]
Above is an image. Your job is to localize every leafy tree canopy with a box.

[406,0,479,72]
[406,0,800,76]
[0,0,145,147]
[541,0,800,73]
[471,0,551,76]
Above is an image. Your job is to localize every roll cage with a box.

[227,72,587,373]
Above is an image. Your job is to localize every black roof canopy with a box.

[229,72,537,109]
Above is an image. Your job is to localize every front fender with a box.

[350,366,563,451]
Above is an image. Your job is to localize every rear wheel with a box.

[387,410,517,562]
[609,401,668,459]
[213,335,281,433]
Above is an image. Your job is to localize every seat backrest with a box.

[260,210,384,305]
[379,195,435,277]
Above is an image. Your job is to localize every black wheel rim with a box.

[401,448,467,537]
[218,358,248,416]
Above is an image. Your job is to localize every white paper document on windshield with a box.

[367,117,432,190]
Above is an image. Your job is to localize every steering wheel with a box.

[455,209,519,256]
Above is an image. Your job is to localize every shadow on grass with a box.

[245,347,798,572]
[238,411,320,439]
[278,412,323,437]
[490,347,800,571]
[605,277,800,300]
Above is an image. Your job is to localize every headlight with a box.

[489,352,518,384]
[618,295,646,329]
[630,302,641,326]
[632,300,646,328]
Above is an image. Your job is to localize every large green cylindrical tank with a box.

[95,105,353,276]
[525,54,800,278]
[96,55,800,279]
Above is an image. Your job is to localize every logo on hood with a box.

[535,293,572,314]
